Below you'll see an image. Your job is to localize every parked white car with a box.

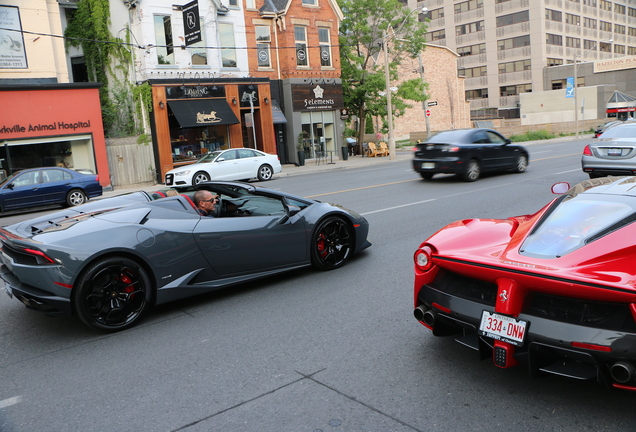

[165,148,282,187]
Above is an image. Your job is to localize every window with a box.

[547,58,563,66]
[318,28,332,67]
[565,14,580,26]
[295,26,308,67]
[546,34,563,46]
[630,8,636,18]
[500,84,532,96]
[583,0,597,5]
[302,0,317,4]
[228,0,238,6]
[583,39,597,50]
[465,88,488,99]
[546,9,562,22]
[455,21,484,35]
[496,10,529,27]
[599,41,612,52]
[600,0,611,11]
[255,25,271,68]
[421,8,444,21]
[246,0,255,8]
[629,46,636,55]
[425,29,446,41]
[583,18,597,29]
[462,65,487,77]
[498,35,530,50]
[457,43,486,56]
[455,0,483,14]
[615,44,626,54]
[498,59,531,74]
[566,37,581,48]
[190,19,207,65]
[615,3,625,14]
[154,15,174,65]
[600,21,612,32]
[630,27,636,36]
[615,24,626,34]
[219,22,237,68]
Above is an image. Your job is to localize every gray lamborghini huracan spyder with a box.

[0,181,371,331]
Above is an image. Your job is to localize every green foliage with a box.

[297,131,309,150]
[64,1,143,137]
[339,0,428,141]
[508,129,556,142]
[137,133,150,145]
[365,113,374,133]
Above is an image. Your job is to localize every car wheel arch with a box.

[310,213,357,270]
[71,250,157,312]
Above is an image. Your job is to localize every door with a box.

[0,170,43,210]
[237,149,261,179]
[211,150,242,180]
[193,196,307,276]
[39,168,71,205]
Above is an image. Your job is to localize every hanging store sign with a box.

[0,6,28,68]
[291,84,344,112]
[182,0,201,46]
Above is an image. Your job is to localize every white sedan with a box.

[165,148,282,187]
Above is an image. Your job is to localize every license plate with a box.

[608,148,622,156]
[478,311,527,346]
[422,162,435,169]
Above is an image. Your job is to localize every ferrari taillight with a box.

[583,145,593,156]
[414,245,435,272]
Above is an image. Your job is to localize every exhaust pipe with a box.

[423,309,437,327]
[610,361,635,384]
[414,305,428,322]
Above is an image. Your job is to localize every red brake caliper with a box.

[317,233,328,258]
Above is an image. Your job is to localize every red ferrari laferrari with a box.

[413,176,636,390]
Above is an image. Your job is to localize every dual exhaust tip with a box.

[414,305,436,327]
[611,361,636,384]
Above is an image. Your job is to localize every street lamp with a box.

[574,38,612,137]
[383,6,427,160]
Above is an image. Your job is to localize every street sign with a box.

[425,109,431,117]
[427,101,438,107]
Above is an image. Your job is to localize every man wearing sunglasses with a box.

[193,190,220,217]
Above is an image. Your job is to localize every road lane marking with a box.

[0,396,22,409]
[362,199,437,215]
[304,179,418,198]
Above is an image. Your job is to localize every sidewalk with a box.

[103,150,414,197]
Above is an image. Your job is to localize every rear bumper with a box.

[0,264,71,316]
[415,284,636,388]
[581,157,636,176]
[412,157,463,174]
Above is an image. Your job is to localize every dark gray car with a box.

[582,122,636,178]
[0,181,371,332]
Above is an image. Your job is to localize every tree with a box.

[339,0,428,143]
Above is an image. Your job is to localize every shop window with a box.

[154,15,174,65]
[256,25,271,68]
[295,26,308,67]
[318,28,332,67]
[190,18,207,65]
[219,22,237,68]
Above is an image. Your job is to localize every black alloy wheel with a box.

[311,217,353,270]
[66,189,87,207]
[73,257,151,331]
[257,164,273,181]
[193,172,211,184]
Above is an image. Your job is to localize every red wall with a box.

[0,87,111,187]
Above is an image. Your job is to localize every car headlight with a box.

[174,170,191,176]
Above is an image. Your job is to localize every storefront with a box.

[149,78,276,180]
[0,84,110,187]
[281,79,345,165]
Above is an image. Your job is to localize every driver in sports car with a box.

[193,190,220,217]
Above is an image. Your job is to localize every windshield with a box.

[520,194,636,258]
[198,151,223,163]
[600,125,636,139]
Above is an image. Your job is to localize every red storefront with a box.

[0,84,111,188]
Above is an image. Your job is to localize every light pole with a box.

[383,6,427,160]
[574,38,612,137]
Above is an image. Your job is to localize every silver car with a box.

[582,123,636,178]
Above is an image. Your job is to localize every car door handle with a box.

[199,233,221,240]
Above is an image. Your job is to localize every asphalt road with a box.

[1,137,635,431]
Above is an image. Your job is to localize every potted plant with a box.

[297,131,308,166]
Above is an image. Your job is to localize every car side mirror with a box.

[216,157,225,162]
[279,204,301,224]
[6,183,14,190]
[505,139,511,144]
[551,182,570,194]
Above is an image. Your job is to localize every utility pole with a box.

[417,53,430,139]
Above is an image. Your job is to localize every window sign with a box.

[0,6,27,68]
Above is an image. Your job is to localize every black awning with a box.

[168,99,240,128]
[271,99,287,124]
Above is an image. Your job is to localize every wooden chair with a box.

[377,141,389,157]
[366,142,378,157]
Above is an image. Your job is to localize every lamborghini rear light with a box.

[583,145,592,156]
[22,248,56,264]
[414,245,435,272]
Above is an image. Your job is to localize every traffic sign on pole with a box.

[425,109,431,117]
